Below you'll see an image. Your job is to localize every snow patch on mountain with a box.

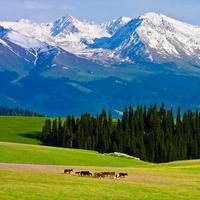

[0,19,52,43]
[67,82,93,93]
[6,31,45,49]
[0,38,9,47]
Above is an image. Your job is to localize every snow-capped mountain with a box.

[50,15,110,54]
[90,13,200,67]
[1,13,200,116]
[0,24,59,69]
[138,13,200,65]
[1,12,200,67]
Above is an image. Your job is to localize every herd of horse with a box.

[64,169,128,178]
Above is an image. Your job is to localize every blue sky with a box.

[1,0,200,24]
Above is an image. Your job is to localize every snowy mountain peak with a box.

[51,15,81,36]
[133,12,200,64]
[118,16,132,23]
[58,15,79,25]
[140,12,177,27]
[88,12,200,65]
[141,12,162,19]
[140,12,198,29]
[113,16,132,25]
[50,15,109,54]
[141,12,179,21]
[107,16,131,34]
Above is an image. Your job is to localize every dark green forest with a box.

[0,107,43,116]
[41,104,200,163]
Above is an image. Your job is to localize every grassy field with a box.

[0,117,200,199]
[0,142,199,199]
[0,160,200,200]
[0,116,47,144]
[0,142,147,167]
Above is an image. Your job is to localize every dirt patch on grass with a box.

[0,163,71,173]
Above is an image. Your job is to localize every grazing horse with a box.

[116,173,128,178]
[64,169,73,174]
[94,172,105,178]
[101,172,116,177]
[75,171,81,175]
[80,171,92,176]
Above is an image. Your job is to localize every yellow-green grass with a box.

[0,116,47,144]
[0,160,200,200]
[0,142,199,199]
[0,142,147,167]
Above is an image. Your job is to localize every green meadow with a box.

[0,142,147,167]
[0,116,200,199]
[0,159,200,200]
[0,116,46,144]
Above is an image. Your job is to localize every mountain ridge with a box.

[1,12,200,67]
[1,12,200,116]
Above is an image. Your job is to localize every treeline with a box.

[41,104,200,163]
[0,106,43,116]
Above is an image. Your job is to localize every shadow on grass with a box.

[18,132,42,142]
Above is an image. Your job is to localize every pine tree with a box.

[52,119,58,146]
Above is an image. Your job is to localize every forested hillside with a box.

[41,104,200,163]
[0,107,43,116]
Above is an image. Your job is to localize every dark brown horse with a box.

[80,171,92,176]
[75,171,81,175]
[101,172,115,177]
[94,172,105,178]
[64,169,73,174]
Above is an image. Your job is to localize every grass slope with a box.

[0,160,200,200]
[0,142,147,167]
[0,116,47,144]
[0,117,200,199]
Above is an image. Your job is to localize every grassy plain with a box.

[0,159,200,200]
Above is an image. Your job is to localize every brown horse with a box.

[101,172,116,177]
[94,172,105,178]
[64,169,73,174]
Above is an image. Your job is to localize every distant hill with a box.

[0,106,44,116]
